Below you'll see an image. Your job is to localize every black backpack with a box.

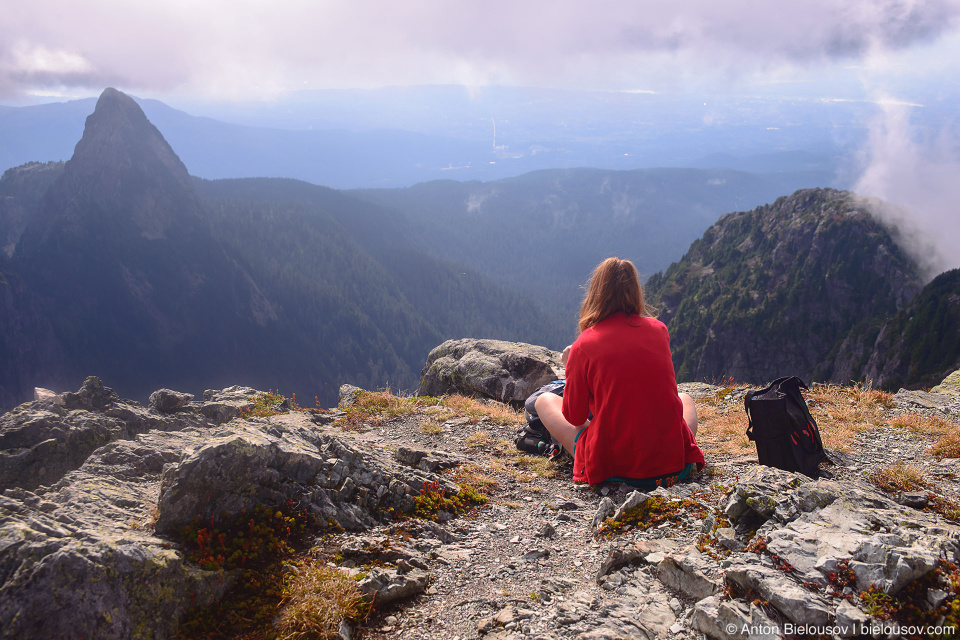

[515,380,565,457]
[744,376,827,478]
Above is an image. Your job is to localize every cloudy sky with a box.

[3,0,960,101]
[4,0,960,271]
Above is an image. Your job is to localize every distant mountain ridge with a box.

[848,268,960,390]
[0,88,848,189]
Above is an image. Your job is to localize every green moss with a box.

[595,496,706,538]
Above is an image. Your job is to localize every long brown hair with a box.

[578,257,651,333]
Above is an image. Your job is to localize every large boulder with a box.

[154,414,439,535]
[416,339,564,405]
[0,426,228,639]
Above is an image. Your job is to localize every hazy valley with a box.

[1,88,958,410]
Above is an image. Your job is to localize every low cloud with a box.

[1,0,959,99]
[854,100,960,277]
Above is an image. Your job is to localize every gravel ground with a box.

[320,384,960,640]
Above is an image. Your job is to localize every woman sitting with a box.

[535,257,704,486]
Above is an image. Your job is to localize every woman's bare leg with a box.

[534,392,584,456]
[679,392,698,437]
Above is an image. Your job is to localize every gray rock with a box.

[725,564,834,627]
[356,567,430,605]
[339,384,365,408]
[894,388,956,410]
[724,466,807,522]
[0,380,477,639]
[200,385,258,423]
[692,596,781,640]
[592,496,616,530]
[899,490,929,508]
[0,416,227,639]
[32,387,59,402]
[1,376,206,492]
[416,339,564,405]
[155,417,435,534]
[611,490,650,523]
[149,388,194,412]
[834,599,868,636]
[931,369,960,395]
[656,552,721,601]
[715,526,745,552]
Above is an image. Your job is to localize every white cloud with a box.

[1,0,959,99]
[854,100,960,276]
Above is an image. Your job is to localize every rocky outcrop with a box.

[417,338,564,405]
[0,376,210,492]
[0,378,461,639]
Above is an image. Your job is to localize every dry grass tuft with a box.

[869,462,932,494]
[690,380,909,458]
[929,431,960,460]
[420,419,442,435]
[465,430,492,449]
[449,463,498,493]
[691,388,753,458]
[806,382,892,452]
[891,412,957,437]
[514,454,558,479]
[274,561,369,639]
[335,390,445,430]
[443,394,523,425]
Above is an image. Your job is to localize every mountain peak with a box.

[71,88,192,193]
[17,87,202,246]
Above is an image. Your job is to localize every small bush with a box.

[420,419,442,435]
[442,394,522,425]
[465,430,492,448]
[892,412,957,437]
[413,480,487,521]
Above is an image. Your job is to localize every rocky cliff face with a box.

[0,256,67,409]
[0,161,63,258]
[848,268,960,389]
[645,188,923,386]
[0,377,447,639]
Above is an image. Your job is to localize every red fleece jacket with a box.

[562,313,704,485]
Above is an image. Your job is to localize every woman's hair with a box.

[578,257,651,333]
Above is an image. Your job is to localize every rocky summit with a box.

[2,340,960,639]
[645,188,925,387]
